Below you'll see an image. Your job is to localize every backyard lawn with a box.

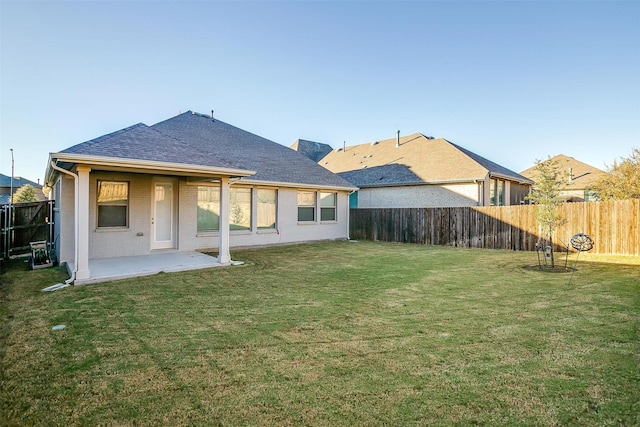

[1,241,638,426]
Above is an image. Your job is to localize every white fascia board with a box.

[239,177,358,192]
[48,152,256,178]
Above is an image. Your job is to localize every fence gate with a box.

[1,200,54,259]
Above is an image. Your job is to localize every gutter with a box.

[51,152,255,178]
[48,159,79,285]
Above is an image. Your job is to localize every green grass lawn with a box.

[1,241,638,426]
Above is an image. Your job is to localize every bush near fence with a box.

[350,199,640,256]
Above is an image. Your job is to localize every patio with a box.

[66,251,224,285]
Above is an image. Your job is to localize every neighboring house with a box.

[520,154,605,202]
[45,111,356,284]
[295,133,532,208]
[0,174,46,204]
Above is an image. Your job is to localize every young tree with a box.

[13,184,39,203]
[526,157,567,267]
[590,148,640,200]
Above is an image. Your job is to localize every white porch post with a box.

[75,165,91,280]
[218,176,231,265]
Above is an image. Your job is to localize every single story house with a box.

[0,174,47,204]
[294,133,532,208]
[520,154,605,202]
[45,111,356,284]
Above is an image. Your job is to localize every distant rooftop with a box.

[315,133,532,188]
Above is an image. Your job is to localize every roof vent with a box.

[211,110,215,122]
[371,141,379,146]
[396,130,400,148]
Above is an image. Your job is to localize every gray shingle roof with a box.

[61,123,239,170]
[291,139,334,162]
[55,112,354,189]
[0,174,42,188]
[151,112,353,188]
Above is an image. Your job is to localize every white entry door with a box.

[152,182,175,249]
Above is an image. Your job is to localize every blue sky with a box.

[1,0,639,184]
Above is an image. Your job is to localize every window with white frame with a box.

[257,188,277,229]
[297,191,316,222]
[320,192,337,221]
[489,179,505,206]
[230,187,251,231]
[97,181,129,227]
[197,185,220,232]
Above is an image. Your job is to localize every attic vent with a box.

[426,136,434,140]
[371,141,379,146]
[336,147,343,152]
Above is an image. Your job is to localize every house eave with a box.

[488,172,534,185]
[46,152,256,184]
[239,178,358,192]
[355,178,486,189]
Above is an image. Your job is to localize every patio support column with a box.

[218,176,231,265]
[75,165,91,280]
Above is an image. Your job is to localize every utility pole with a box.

[10,149,14,204]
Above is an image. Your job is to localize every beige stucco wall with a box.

[56,171,350,261]
[357,183,481,208]
[181,183,350,252]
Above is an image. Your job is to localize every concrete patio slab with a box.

[67,251,223,285]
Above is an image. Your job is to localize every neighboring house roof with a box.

[315,133,532,188]
[51,111,355,190]
[0,174,42,189]
[0,173,46,204]
[290,139,333,163]
[520,154,605,191]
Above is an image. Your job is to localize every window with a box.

[489,179,505,206]
[298,191,316,222]
[230,187,251,231]
[320,192,337,221]
[257,189,277,229]
[97,181,129,227]
[197,185,220,232]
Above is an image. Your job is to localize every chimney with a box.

[396,130,400,148]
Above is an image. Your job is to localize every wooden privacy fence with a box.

[1,200,54,258]
[350,199,640,256]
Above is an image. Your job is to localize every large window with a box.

[197,186,220,232]
[230,187,251,231]
[257,189,277,229]
[97,181,129,227]
[320,192,337,221]
[489,179,505,206]
[298,191,316,222]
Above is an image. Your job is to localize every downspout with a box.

[49,160,79,284]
